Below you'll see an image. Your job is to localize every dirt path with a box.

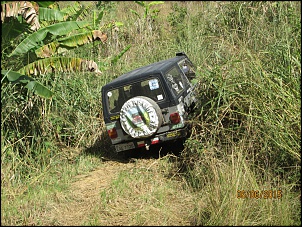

[45,159,139,225]
[43,140,195,226]
[44,154,195,226]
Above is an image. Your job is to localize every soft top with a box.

[102,54,187,90]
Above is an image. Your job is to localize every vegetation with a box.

[1,1,301,226]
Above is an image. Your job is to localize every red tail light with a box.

[137,141,145,148]
[108,127,118,139]
[170,112,181,124]
[151,137,159,144]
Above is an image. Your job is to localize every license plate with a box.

[166,131,181,138]
[115,142,135,152]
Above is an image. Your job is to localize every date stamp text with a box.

[237,190,282,199]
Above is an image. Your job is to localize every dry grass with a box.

[39,157,198,226]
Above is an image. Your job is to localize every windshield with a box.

[164,65,190,96]
[178,59,196,81]
[107,77,165,113]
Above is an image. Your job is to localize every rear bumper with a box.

[113,126,189,152]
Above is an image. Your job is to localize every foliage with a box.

[9,21,91,57]
[130,1,164,34]
[1,1,41,31]
[167,2,188,42]
[1,69,53,98]
[1,1,301,226]
[1,0,128,174]
[130,1,164,20]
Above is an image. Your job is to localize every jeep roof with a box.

[102,52,193,89]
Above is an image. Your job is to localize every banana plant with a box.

[6,1,122,73]
[1,1,130,98]
[38,7,68,22]
[130,1,164,33]
[130,1,164,20]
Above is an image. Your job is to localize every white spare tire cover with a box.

[120,96,163,138]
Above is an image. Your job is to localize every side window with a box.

[108,86,132,113]
[165,66,187,96]
[178,59,196,81]
[107,87,126,113]
[107,89,120,113]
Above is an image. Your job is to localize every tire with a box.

[119,96,163,139]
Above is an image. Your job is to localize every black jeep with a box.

[101,52,198,153]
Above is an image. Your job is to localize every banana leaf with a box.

[35,30,107,58]
[9,21,90,57]
[1,70,53,98]
[1,1,41,31]
[60,1,82,20]
[75,3,94,21]
[17,57,102,76]
[36,1,55,8]
[35,41,60,58]
[38,7,67,21]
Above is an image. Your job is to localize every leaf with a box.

[95,10,104,27]
[148,1,165,7]
[92,30,108,42]
[59,30,107,47]
[36,1,56,8]
[9,21,90,57]
[134,1,146,7]
[27,81,54,98]
[2,69,25,82]
[115,22,124,27]
[35,30,107,58]
[35,40,60,58]
[75,3,94,21]
[130,9,140,18]
[24,80,35,89]
[60,1,82,19]
[1,70,53,98]
[38,7,67,21]
[17,57,102,76]
[111,44,131,65]
[1,1,40,31]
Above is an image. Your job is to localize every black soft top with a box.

[102,53,188,91]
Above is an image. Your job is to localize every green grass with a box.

[1,1,301,226]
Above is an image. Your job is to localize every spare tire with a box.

[120,96,163,138]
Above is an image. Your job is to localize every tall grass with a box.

[174,1,301,225]
[180,0,300,182]
[1,1,301,225]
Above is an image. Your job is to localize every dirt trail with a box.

[46,159,140,225]
[44,141,195,226]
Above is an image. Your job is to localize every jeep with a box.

[101,52,198,153]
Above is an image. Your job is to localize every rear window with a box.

[106,76,166,113]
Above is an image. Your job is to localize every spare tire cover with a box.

[120,96,163,138]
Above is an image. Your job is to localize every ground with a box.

[43,141,197,226]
